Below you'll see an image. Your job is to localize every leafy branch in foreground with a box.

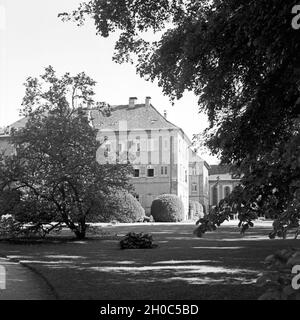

[256,249,300,300]
[61,1,300,236]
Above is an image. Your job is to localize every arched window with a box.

[224,186,231,198]
[212,185,218,206]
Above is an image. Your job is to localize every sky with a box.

[0,0,219,164]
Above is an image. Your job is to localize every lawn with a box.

[0,221,299,300]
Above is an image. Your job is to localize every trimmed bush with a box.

[95,191,145,223]
[120,232,157,249]
[189,201,204,220]
[189,201,196,217]
[194,201,204,218]
[151,194,184,222]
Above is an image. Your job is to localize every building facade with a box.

[189,149,210,214]
[209,165,241,207]
[0,97,215,220]
[86,97,190,218]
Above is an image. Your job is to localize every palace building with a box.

[0,97,233,219]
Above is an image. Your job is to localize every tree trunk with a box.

[61,214,86,240]
[74,218,86,240]
[74,229,86,239]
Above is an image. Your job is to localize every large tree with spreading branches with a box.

[59,0,300,237]
[0,66,133,239]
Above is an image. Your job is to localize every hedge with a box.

[151,194,184,222]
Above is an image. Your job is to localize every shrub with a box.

[194,201,204,218]
[151,194,184,222]
[256,248,300,300]
[94,191,145,223]
[189,201,196,218]
[120,232,157,249]
[0,214,22,239]
[189,201,204,220]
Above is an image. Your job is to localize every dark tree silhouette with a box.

[60,1,300,237]
[0,66,133,239]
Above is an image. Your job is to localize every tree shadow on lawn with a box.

[0,224,299,300]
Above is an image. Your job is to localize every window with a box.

[192,183,197,192]
[136,143,141,152]
[134,169,140,177]
[212,185,218,206]
[224,186,231,198]
[104,144,111,158]
[128,140,133,149]
[161,166,168,176]
[147,168,154,177]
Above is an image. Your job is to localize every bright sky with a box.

[0,0,219,164]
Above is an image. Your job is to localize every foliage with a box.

[193,204,230,237]
[195,126,300,238]
[91,190,145,223]
[0,66,133,239]
[257,249,300,300]
[120,232,157,249]
[60,1,300,237]
[151,194,184,222]
[0,214,63,239]
[0,214,23,239]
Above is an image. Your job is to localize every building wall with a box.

[209,173,240,207]
[96,128,189,218]
[189,151,209,214]
[174,132,189,219]
[0,136,15,156]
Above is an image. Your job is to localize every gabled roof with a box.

[90,103,192,145]
[209,164,232,175]
[90,103,178,131]
[7,117,28,130]
[189,149,210,169]
[0,103,192,144]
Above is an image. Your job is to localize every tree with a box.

[60,1,300,237]
[0,66,133,239]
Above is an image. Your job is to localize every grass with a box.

[0,221,299,300]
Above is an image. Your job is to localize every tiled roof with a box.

[0,103,192,145]
[7,117,28,130]
[2,104,179,132]
[90,104,179,131]
[189,149,210,169]
[209,164,232,175]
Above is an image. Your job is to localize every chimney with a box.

[145,96,151,107]
[129,97,137,108]
[164,110,167,119]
